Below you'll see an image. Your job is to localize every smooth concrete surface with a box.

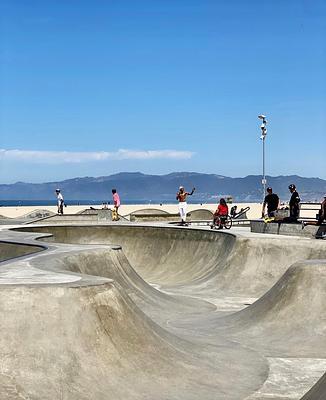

[0,222,325,399]
[0,240,44,262]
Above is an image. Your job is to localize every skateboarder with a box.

[176,186,195,225]
[111,189,120,221]
[55,189,64,215]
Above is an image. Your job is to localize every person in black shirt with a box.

[262,187,279,218]
[317,194,326,225]
[288,184,300,220]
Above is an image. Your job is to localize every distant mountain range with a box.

[1,172,326,202]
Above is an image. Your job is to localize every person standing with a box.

[176,186,195,225]
[55,189,64,215]
[261,187,280,218]
[302,194,326,227]
[111,189,120,221]
[317,194,326,225]
[287,184,301,222]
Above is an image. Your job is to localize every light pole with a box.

[258,114,267,200]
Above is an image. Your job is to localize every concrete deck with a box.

[0,221,325,399]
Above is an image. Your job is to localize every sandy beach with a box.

[0,202,262,219]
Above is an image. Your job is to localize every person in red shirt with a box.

[213,198,229,229]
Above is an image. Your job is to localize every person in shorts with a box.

[111,189,121,221]
[261,187,279,218]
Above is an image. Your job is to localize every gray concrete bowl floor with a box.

[0,222,326,399]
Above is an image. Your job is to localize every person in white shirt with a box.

[55,189,64,214]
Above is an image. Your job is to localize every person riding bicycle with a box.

[213,198,229,229]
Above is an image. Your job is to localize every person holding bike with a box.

[213,198,229,229]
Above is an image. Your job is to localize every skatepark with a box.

[0,215,325,399]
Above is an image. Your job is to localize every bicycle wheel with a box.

[224,216,232,229]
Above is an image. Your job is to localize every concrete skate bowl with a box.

[7,224,326,399]
[130,208,169,215]
[0,240,44,262]
[129,208,177,222]
[22,209,55,219]
[0,209,55,225]
[1,227,266,400]
[16,225,326,295]
[188,208,214,220]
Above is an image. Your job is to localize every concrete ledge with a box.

[250,220,323,238]
[27,210,128,224]
[130,213,180,222]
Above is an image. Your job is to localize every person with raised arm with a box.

[176,186,195,225]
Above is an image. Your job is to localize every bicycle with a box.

[210,214,233,230]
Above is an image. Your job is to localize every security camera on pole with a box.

[258,115,267,200]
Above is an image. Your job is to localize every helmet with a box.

[266,187,272,192]
[55,189,60,192]
[179,186,184,190]
[288,184,296,190]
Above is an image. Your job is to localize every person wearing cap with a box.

[288,184,301,221]
[176,186,195,225]
[261,187,279,218]
[55,189,64,215]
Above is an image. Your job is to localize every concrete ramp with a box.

[0,241,44,262]
[0,248,267,399]
[54,247,216,321]
[17,225,326,297]
[1,283,245,399]
[301,372,326,399]
[214,259,326,357]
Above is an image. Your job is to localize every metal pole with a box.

[262,136,266,198]
[258,115,267,202]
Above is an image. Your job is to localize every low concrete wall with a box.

[130,213,181,222]
[250,220,326,238]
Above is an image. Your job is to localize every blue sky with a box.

[0,0,325,183]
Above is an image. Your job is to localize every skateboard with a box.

[263,216,275,223]
[111,208,119,221]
